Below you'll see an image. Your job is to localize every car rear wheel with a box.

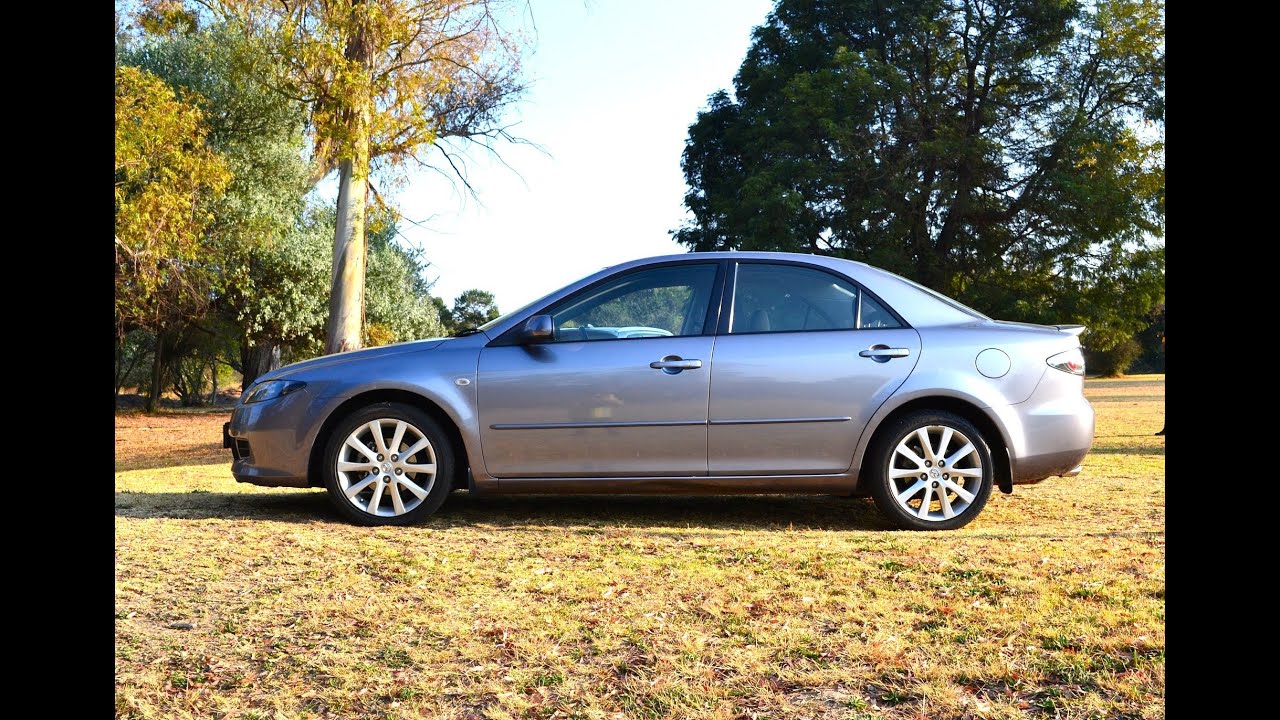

[866,410,994,531]
[322,402,453,526]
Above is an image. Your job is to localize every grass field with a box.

[115,376,1165,720]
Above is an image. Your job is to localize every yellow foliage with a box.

[115,65,231,334]
[363,322,397,347]
[201,0,527,180]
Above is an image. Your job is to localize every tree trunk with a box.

[114,337,127,401]
[324,8,373,356]
[325,153,369,355]
[146,339,163,413]
[240,341,281,391]
[208,353,219,405]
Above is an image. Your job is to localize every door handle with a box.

[650,356,703,374]
[859,346,910,361]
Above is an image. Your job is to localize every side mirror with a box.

[516,315,556,344]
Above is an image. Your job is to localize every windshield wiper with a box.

[452,327,484,337]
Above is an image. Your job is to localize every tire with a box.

[866,410,994,531]
[321,402,454,526]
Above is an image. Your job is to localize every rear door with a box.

[707,261,920,475]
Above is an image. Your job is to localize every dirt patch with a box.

[115,412,231,471]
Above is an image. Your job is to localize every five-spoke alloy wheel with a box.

[867,410,994,530]
[322,402,453,525]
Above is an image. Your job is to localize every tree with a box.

[122,22,319,390]
[227,210,333,379]
[192,0,529,354]
[115,64,231,411]
[448,289,500,331]
[675,0,1164,351]
[431,295,452,332]
[363,208,450,344]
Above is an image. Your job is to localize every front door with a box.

[478,262,722,478]
[708,262,921,475]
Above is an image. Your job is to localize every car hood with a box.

[255,337,450,383]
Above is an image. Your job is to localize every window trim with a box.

[487,259,729,346]
[719,259,911,336]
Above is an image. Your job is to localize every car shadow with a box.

[115,489,900,531]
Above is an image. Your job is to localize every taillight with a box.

[1047,348,1085,376]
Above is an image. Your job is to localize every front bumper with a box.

[226,391,317,488]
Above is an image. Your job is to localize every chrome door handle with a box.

[859,346,910,360]
[650,356,703,374]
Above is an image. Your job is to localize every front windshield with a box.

[476,266,620,333]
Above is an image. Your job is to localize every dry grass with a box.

[115,375,1165,720]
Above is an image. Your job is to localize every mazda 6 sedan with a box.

[226,252,1093,530]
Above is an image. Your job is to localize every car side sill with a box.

[491,474,856,495]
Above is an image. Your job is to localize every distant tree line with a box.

[676,0,1165,375]
[115,15,502,410]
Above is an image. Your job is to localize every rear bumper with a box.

[1012,448,1090,485]
[998,368,1095,485]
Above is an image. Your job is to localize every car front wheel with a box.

[866,410,994,531]
[322,402,454,526]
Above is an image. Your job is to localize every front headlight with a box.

[243,380,306,404]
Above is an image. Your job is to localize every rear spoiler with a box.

[1055,325,1087,337]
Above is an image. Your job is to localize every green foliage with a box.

[1086,337,1143,378]
[448,289,501,331]
[117,9,467,405]
[1131,302,1164,373]
[124,25,309,240]
[675,0,1165,350]
[364,210,448,344]
[431,295,452,332]
[178,0,530,353]
[232,211,332,359]
[122,25,318,361]
[121,22,323,392]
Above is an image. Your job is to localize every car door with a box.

[477,261,724,478]
[708,261,920,475]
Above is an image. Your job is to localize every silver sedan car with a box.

[226,252,1093,530]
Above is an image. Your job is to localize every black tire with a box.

[865,410,994,531]
[321,402,454,526]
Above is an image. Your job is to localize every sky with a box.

[379,0,776,313]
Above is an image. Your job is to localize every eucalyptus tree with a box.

[195,0,529,354]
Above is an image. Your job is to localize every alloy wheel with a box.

[335,418,438,517]
[887,424,983,522]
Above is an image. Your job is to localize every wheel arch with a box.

[856,396,1014,495]
[307,389,471,489]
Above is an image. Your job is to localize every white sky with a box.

[376,0,776,313]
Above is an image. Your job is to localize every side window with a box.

[729,263,902,333]
[546,263,718,342]
[858,293,900,329]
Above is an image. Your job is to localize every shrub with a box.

[1085,337,1143,378]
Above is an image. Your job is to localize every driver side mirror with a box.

[516,315,556,344]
